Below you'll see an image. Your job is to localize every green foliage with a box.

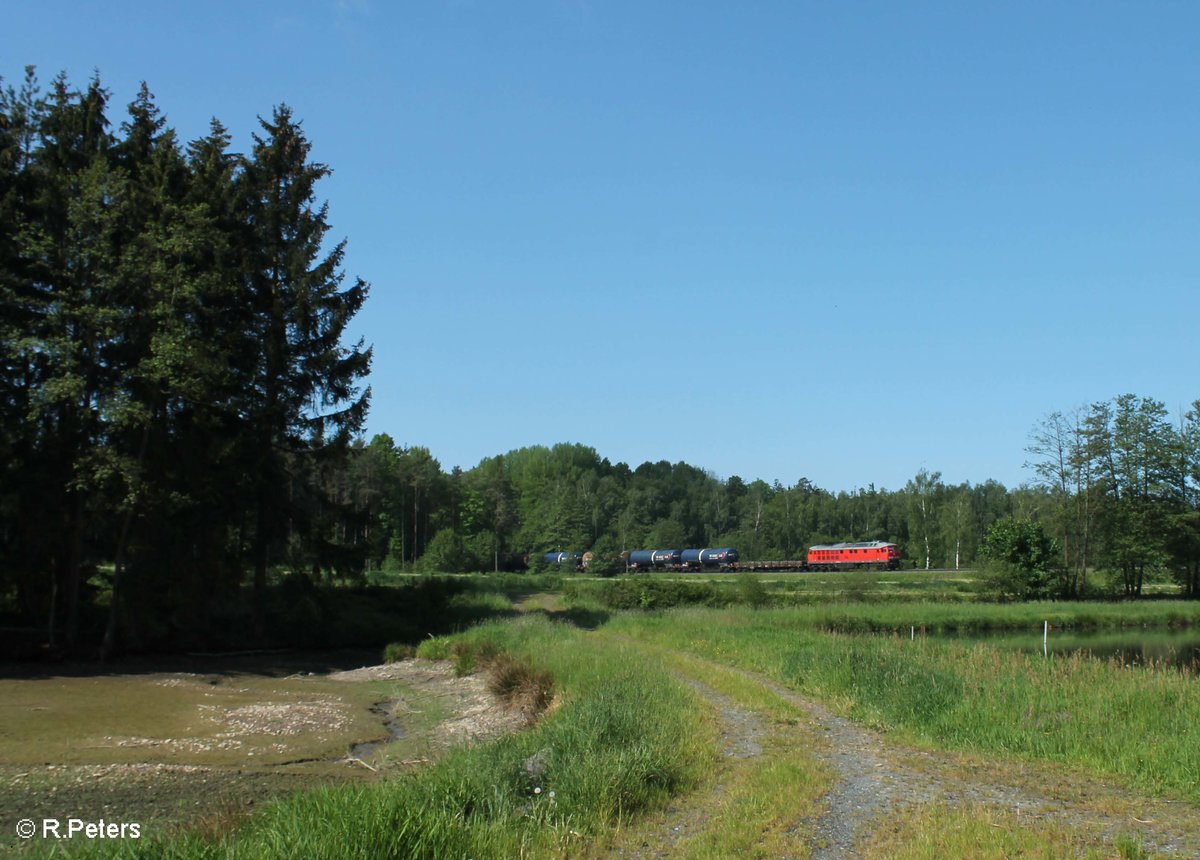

[980,518,1057,599]
[588,579,730,610]
[80,618,710,859]
[0,71,372,655]
[382,641,415,662]
[417,528,480,573]
[1026,395,1200,599]
[611,607,1200,805]
[736,572,770,608]
[585,536,624,576]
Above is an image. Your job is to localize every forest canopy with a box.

[0,69,370,653]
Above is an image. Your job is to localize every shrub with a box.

[736,573,770,608]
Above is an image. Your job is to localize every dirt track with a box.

[623,654,1200,859]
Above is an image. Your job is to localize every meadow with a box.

[605,607,1200,804]
[9,572,1200,858]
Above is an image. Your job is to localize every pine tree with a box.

[237,105,371,637]
[18,73,119,646]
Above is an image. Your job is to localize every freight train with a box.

[542,541,900,572]
[541,548,740,571]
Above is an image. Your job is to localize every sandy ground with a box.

[328,658,528,750]
[0,656,526,851]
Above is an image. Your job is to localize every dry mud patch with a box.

[0,657,525,850]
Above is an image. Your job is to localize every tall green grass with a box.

[610,608,1200,805]
[580,595,1200,632]
[64,616,711,859]
[565,569,985,610]
[571,573,1198,618]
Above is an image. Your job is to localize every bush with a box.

[483,652,555,718]
[736,573,770,608]
[419,528,483,573]
[980,519,1057,598]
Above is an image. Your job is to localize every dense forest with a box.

[0,70,370,653]
[336,393,1200,602]
[2,71,1199,656]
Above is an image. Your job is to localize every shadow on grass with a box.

[534,605,611,630]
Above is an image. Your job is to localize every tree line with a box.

[0,70,370,653]
[338,392,1199,599]
[1025,395,1200,598]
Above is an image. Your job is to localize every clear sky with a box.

[9,1,1198,492]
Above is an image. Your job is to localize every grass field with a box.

[607,607,1200,805]
[7,578,1200,858]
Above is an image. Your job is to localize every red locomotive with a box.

[807,540,901,571]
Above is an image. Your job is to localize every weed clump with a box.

[383,641,415,662]
[484,652,555,719]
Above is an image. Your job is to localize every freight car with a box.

[624,547,739,571]
[626,549,681,570]
[680,547,739,570]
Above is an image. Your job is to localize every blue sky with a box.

[9,1,1198,491]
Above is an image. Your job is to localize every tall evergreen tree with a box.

[18,73,119,646]
[237,105,371,638]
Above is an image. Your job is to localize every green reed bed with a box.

[566,570,983,611]
[811,599,1200,632]
[61,616,711,860]
[610,608,1200,805]
[587,597,1200,633]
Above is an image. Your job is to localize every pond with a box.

[942,628,1200,674]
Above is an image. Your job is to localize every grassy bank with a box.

[565,569,982,610]
[569,588,1200,632]
[58,616,710,859]
[609,607,1200,805]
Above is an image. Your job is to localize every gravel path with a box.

[614,678,772,859]
[638,659,1200,859]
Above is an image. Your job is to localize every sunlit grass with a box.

[861,803,1157,859]
[58,616,712,859]
[621,647,829,860]
[610,608,1200,805]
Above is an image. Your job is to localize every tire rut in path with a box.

[613,677,774,859]
[718,663,1200,859]
[673,671,893,860]
[597,629,1200,858]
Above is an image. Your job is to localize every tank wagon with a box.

[626,549,681,570]
[624,547,738,571]
[542,549,588,570]
[680,547,740,570]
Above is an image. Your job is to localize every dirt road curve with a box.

[628,659,1200,859]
